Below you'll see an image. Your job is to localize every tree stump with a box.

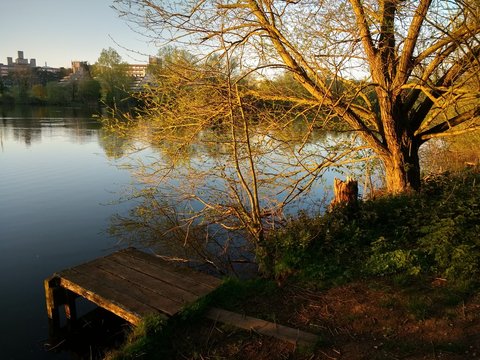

[330,177,358,209]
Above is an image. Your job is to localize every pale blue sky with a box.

[0,0,156,68]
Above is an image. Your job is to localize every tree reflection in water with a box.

[108,120,378,276]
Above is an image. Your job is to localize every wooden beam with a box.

[44,276,61,338]
[59,270,151,325]
[205,308,318,348]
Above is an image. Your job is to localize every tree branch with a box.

[410,44,480,131]
[349,0,377,69]
[418,106,480,141]
[394,0,432,89]
[420,125,480,141]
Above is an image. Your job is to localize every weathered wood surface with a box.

[206,308,318,347]
[45,247,222,327]
[45,248,320,348]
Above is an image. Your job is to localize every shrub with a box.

[267,169,480,287]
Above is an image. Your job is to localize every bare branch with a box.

[394,0,432,89]
[419,106,480,141]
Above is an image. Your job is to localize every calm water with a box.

[0,105,375,359]
[0,106,135,359]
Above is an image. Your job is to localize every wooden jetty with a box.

[44,247,222,330]
[45,247,318,347]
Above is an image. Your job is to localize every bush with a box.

[267,169,480,287]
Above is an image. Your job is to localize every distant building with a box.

[0,51,70,89]
[0,50,38,78]
[59,61,91,83]
[71,61,89,74]
[0,50,165,89]
[0,64,8,77]
[127,56,163,92]
[126,56,161,78]
[126,64,148,78]
[11,50,36,67]
[16,51,30,65]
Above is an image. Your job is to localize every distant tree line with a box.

[0,46,330,110]
[0,65,102,106]
[0,47,138,108]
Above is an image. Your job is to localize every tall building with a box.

[14,51,35,66]
[0,50,38,78]
[126,64,147,78]
[0,51,67,88]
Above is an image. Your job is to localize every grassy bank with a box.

[269,168,480,288]
[108,168,480,359]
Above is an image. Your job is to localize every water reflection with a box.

[0,106,101,147]
[107,119,381,275]
[0,105,135,359]
[0,106,131,159]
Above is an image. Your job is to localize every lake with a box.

[0,106,136,359]
[0,105,374,359]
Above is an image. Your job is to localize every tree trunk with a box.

[383,141,421,193]
[375,91,422,193]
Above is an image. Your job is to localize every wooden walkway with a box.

[44,247,222,330]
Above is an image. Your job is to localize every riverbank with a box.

[111,278,479,359]
[108,168,480,359]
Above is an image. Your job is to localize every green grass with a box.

[107,314,170,360]
[106,278,279,359]
[268,169,480,288]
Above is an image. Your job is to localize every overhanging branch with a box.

[418,106,480,141]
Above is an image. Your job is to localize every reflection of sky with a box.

[126,130,380,218]
[0,110,135,359]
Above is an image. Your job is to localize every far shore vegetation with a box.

[0,48,135,108]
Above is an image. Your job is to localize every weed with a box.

[208,277,278,310]
[435,341,468,354]
[267,169,480,289]
[106,314,170,360]
[381,339,420,355]
[379,295,398,309]
[406,296,432,320]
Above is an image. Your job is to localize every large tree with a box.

[114,0,480,193]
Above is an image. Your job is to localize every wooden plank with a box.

[108,251,217,297]
[99,258,199,303]
[205,308,318,348]
[64,263,182,316]
[115,248,222,288]
[58,269,157,325]
[118,248,222,288]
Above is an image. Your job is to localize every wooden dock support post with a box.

[64,290,78,327]
[44,276,61,337]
